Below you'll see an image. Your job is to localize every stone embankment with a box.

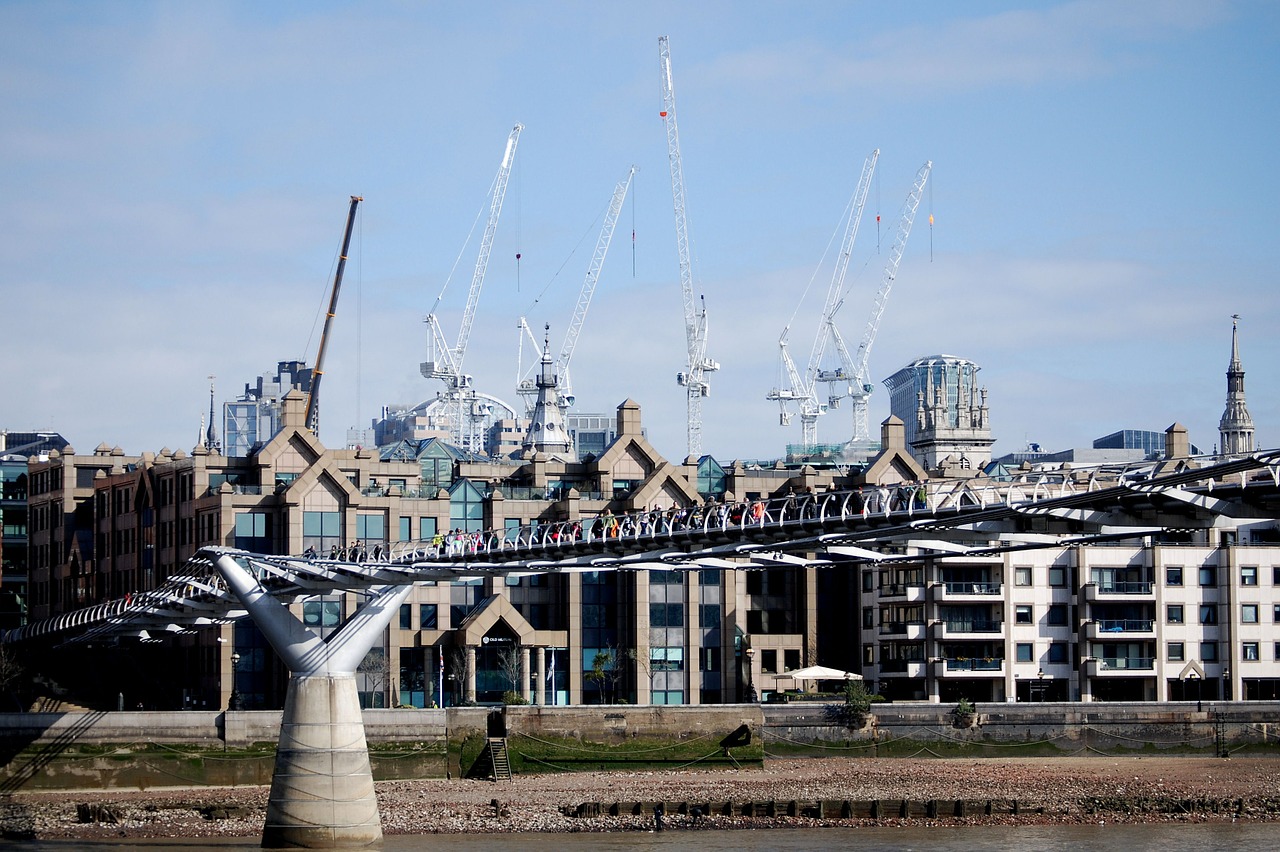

[3,756,1279,840]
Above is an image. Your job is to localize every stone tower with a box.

[1219,315,1255,458]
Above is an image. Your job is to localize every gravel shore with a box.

[3,756,1279,841]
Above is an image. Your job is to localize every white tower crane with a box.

[517,166,636,415]
[768,150,879,450]
[659,35,719,458]
[841,160,933,447]
[421,123,523,450]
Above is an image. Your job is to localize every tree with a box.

[586,647,625,704]
[496,647,526,703]
[357,647,390,708]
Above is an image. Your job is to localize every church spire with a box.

[204,375,222,453]
[1218,315,1254,458]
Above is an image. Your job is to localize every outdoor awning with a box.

[774,665,862,681]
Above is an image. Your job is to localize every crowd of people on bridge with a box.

[297,480,942,565]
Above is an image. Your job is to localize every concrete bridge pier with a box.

[215,554,412,849]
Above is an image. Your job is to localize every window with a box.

[1275,604,1280,623]
[1047,604,1068,626]
[1243,642,1260,661]
[1199,566,1217,586]
[863,645,874,665]
[784,649,801,671]
[1167,604,1184,624]
[1047,642,1069,663]
[399,604,411,630]
[419,516,437,540]
[1241,566,1258,586]
[1200,642,1218,661]
[1016,643,1034,662]
[1199,604,1218,625]
[398,517,411,542]
[1167,642,1184,661]
[760,649,778,673]
[419,604,437,630]
[1274,566,1280,586]
[862,571,874,592]
[700,603,721,630]
[1015,605,1033,624]
[862,607,874,629]
[1015,567,1032,586]
[1166,566,1183,586]
[1048,566,1066,587]
[1242,604,1259,623]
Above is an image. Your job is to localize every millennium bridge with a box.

[7,449,1280,847]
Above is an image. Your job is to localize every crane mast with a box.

[846,160,932,444]
[768,151,878,449]
[421,123,523,448]
[660,35,718,457]
[305,195,362,435]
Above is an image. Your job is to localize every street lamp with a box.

[1189,671,1201,712]
[1037,667,1048,703]
[1222,667,1230,702]
[745,647,758,703]
[229,651,242,711]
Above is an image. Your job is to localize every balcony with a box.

[936,581,1002,600]
[932,619,1004,639]
[880,621,927,640]
[879,659,927,678]
[879,584,926,602]
[1087,656,1155,677]
[934,657,1004,677]
[1086,619,1155,640]
[1084,581,1154,602]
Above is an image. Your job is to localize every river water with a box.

[2,822,1269,851]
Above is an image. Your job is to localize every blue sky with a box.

[2,1,1277,462]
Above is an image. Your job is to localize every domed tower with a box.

[1219,315,1255,458]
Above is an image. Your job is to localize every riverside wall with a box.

[0,701,1277,791]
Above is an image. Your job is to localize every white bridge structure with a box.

[8,449,1280,847]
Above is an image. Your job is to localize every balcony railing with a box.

[880,658,925,673]
[944,620,1003,633]
[943,582,1001,595]
[945,657,1003,671]
[881,583,925,598]
[1094,581,1154,595]
[1095,619,1154,633]
[880,621,925,636]
[1099,656,1154,671]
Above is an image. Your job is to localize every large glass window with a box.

[449,479,485,533]
[303,511,341,556]
[234,511,272,552]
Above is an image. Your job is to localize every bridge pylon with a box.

[215,554,412,849]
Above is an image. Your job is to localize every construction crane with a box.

[304,195,362,435]
[837,160,933,447]
[517,165,636,414]
[420,123,523,450]
[768,151,879,450]
[659,35,719,458]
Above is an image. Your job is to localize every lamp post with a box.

[745,647,758,703]
[1189,671,1201,712]
[1222,667,1230,702]
[1036,667,1048,702]
[229,651,242,711]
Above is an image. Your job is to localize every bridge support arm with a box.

[214,553,413,849]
